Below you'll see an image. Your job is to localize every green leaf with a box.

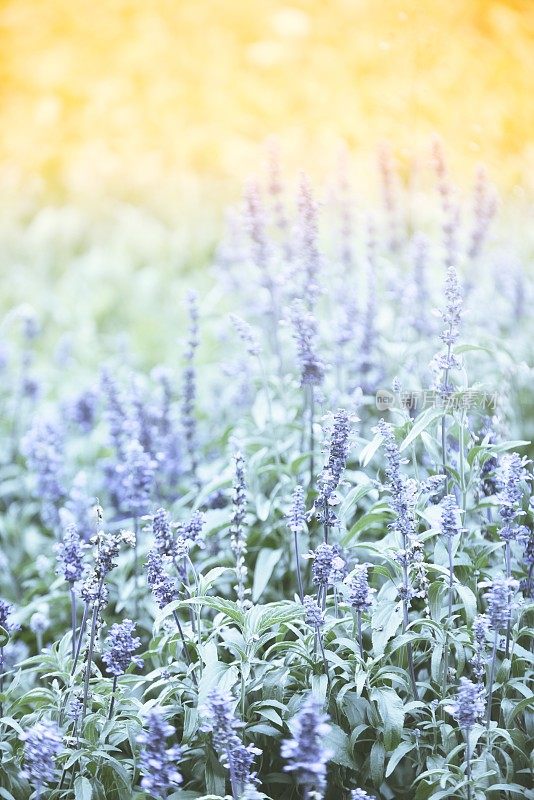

[370,740,386,786]
[372,601,403,656]
[0,625,9,647]
[371,687,405,751]
[386,741,416,777]
[400,406,445,452]
[74,776,93,800]
[252,548,282,601]
[360,432,385,467]
[453,583,477,622]
[328,724,358,769]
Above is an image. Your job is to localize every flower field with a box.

[0,142,533,800]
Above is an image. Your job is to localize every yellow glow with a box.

[0,0,532,195]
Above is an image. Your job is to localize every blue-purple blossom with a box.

[22,416,64,527]
[231,452,249,607]
[21,720,62,791]
[102,619,143,676]
[137,708,183,798]
[470,614,489,681]
[438,495,463,539]
[315,409,351,526]
[0,599,16,632]
[181,290,199,476]
[377,419,416,543]
[352,791,376,800]
[56,524,86,584]
[345,565,375,612]
[29,611,49,634]
[445,677,485,730]
[297,173,321,307]
[145,549,178,609]
[152,507,175,557]
[230,314,261,358]
[303,595,325,628]
[68,389,98,432]
[202,688,261,795]
[311,543,346,588]
[118,439,156,518]
[287,485,306,534]
[281,694,332,797]
[485,578,518,631]
[430,267,463,397]
[289,300,324,387]
[498,453,529,543]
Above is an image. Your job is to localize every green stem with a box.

[294,531,304,603]
[70,587,77,661]
[466,730,472,800]
[172,611,198,687]
[107,674,118,720]
[486,631,498,738]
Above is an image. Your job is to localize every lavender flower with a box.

[62,472,95,540]
[231,452,249,607]
[101,367,128,457]
[303,595,325,628]
[311,543,346,588]
[296,173,321,308]
[352,791,376,800]
[102,619,143,676]
[289,300,324,387]
[0,599,16,633]
[378,143,400,252]
[288,485,306,534]
[468,164,498,260]
[408,233,431,335]
[230,314,261,358]
[377,419,416,543]
[21,720,62,793]
[202,688,261,796]
[445,677,485,730]
[315,409,351,531]
[497,453,529,543]
[430,267,463,398]
[345,565,375,612]
[22,416,64,527]
[68,389,98,432]
[181,289,199,477]
[281,695,332,798]
[29,611,49,635]
[56,524,86,585]
[118,439,155,518]
[152,507,175,557]
[485,578,518,631]
[470,614,489,681]
[146,549,178,609]
[137,708,183,798]
[438,495,463,539]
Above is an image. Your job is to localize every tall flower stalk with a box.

[497,453,529,657]
[445,677,485,800]
[378,419,419,699]
[288,485,306,603]
[181,290,200,482]
[202,688,261,800]
[56,523,86,660]
[430,266,463,494]
[345,564,375,658]
[281,694,332,800]
[484,578,518,736]
[314,409,351,544]
[102,619,143,720]
[438,494,463,693]
[230,452,249,609]
[289,300,325,494]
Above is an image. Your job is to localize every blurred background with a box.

[0,0,532,200]
[0,0,532,367]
